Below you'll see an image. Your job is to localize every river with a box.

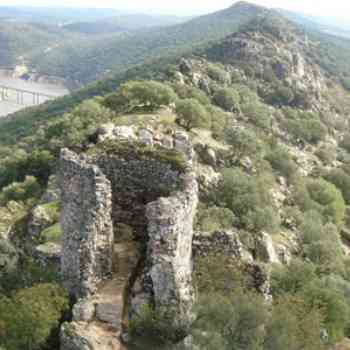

[0,76,69,117]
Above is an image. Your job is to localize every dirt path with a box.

[74,241,140,350]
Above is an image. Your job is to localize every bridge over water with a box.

[0,84,56,106]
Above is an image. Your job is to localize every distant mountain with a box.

[63,14,188,35]
[0,6,120,25]
[0,21,71,68]
[0,8,187,73]
[28,1,267,84]
[277,9,350,39]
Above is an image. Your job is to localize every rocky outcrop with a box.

[255,232,280,264]
[205,30,326,106]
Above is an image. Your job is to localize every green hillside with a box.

[28,1,266,83]
[0,22,69,68]
[63,14,187,35]
[3,5,350,350]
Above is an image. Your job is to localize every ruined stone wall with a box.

[60,149,114,298]
[59,132,199,338]
[145,172,198,329]
[96,155,183,238]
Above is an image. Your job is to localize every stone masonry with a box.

[59,127,198,347]
[60,149,114,298]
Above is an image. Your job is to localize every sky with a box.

[0,0,350,19]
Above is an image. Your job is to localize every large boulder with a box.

[255,232,280,264]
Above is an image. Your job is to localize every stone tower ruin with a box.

[59,126,198,348]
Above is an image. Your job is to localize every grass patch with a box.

[88,140,188,172]
[41,223,62,243]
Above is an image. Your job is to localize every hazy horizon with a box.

[0,0,350,20]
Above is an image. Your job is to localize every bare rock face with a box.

[28,205,54,239]
[255,232,280,264]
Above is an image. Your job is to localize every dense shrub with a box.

[316,144,337,165]
[207,64,230,84]
[0,176,41,204]
[217,168,279,232]
[225,127,262,159]
[283,109,327,144]
[325,168,350,204]
[293,178,345,228]
[271,259,317,296]
[193,290,323,350]
[194,254,252,295]
[46,99,115,149]
[302,281,350,342]
[193,292,266,350]
[0,283,68,350]
[103,80,177,113]
[206,105,230,140]
[176,98,211,130]
[307,179,345,228]
[129,304,186,348]
[0,149,54,190]
[264,83,295,106]
[299,211,345,275]
[172,83,211,105]
[265,145,297,180]
[271,258,350,343]
[265,295,323,350]
[213,88,240,112]
[300,210,325,244]
[0,259,60,295]
[241,100,271,129]
[196,205,236,233]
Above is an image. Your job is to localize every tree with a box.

[225,128,262,159]
[207,64,230,84]
[172,83,210,105]
[46,99,115,149]
[302,281,350,342]
[213,88,240,112]
[293,178,346,229]
[241,101,271,130]
[176,98,211,130]
[103,80,177,113]
[206,105,229,140]
[271,259,317,296]
[307,179,345,228]
[0,176,41,204]
[265,295,323,350]
[0,283,68,350]
[325,168,350,205]
[265,145,297,181]
[217,168,278,232]
[193,292,266,350]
